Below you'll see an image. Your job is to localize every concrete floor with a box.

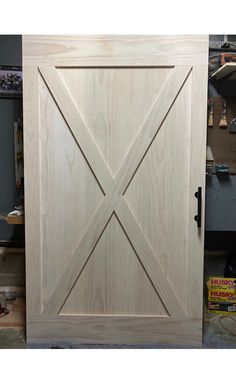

[0,327,25,349]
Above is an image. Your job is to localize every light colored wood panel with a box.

[39,66,111,191]
[187,66,208,317]
[23,66,41,315]
[111,66,192,199]
[116,199,185,317]
[58,67,171,175]
[27,315,202,346]
[39,74,104,306]
[61,214,168,316]
[42,66,190,316]
[42,184,119,315]
[23,37,208,346]
[124,74,192,312]
[23,35,208,66]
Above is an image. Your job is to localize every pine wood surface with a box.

[23,35,208,345]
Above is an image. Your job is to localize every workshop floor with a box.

[1,316,236,349]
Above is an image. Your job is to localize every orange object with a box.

[220,53,236,66]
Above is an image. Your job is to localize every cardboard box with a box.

[207,277,236,314]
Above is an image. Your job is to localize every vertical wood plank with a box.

[187,64,208,318]
[23,66,42,315]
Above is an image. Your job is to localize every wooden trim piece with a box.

[23,35,208,66]
[23,66,42,315]
[27,315,202,346]
[187,66,208,317]
[6,216,24,225]
[42,66,190,317]
[0,248,24,255]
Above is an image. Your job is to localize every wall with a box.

[0,35,24,242]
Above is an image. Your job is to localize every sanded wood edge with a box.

[23,35,209,66]
[26,315,202,346]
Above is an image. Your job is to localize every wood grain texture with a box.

[61,214,168,316]
[23,35,208,345]
[58,67,171,176]
[23,35,208,66]
[115,199,185,316]
[39,66,111,190]
[23,66,41,314]
[124,72,192,313]
[42,66,190,317]
[187,66,208,317]
[27,315,202,346]
[38,73,104,306]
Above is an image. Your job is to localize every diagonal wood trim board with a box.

[39,65,191,317]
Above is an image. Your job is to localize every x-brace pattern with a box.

[39,65,192,317]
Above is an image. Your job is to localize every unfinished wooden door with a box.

[23,35,208,346]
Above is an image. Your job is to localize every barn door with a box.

[23,35,208,346]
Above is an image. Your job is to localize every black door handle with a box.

[194,187,202,228]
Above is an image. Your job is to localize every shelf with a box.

[5,216,24,225]
[211,63,236,80]
[0,214,24,225]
